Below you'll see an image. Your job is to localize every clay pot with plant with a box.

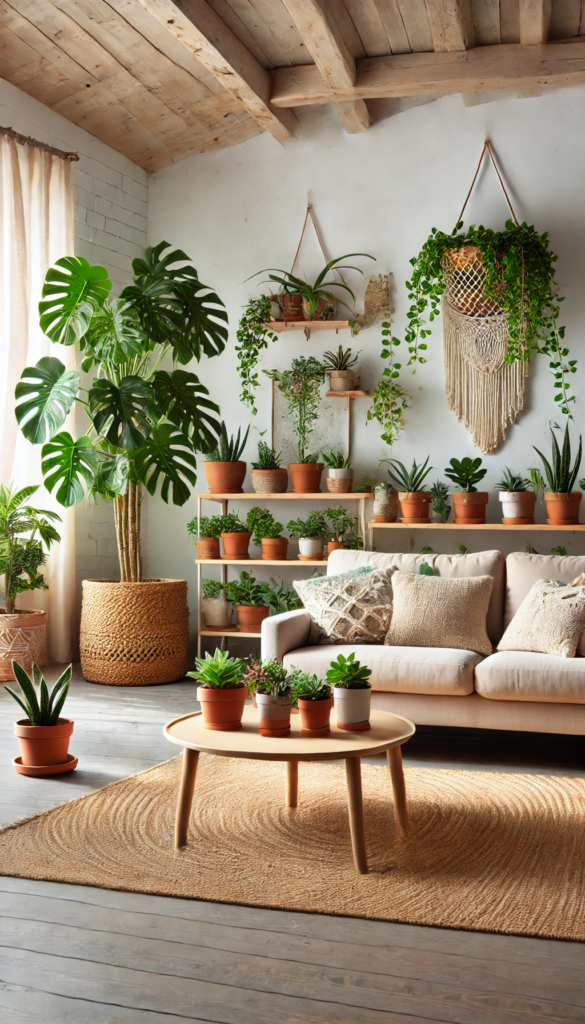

[251,253,374,323]
[224,571,273,632]
[322,449,353,493]
[287,511,327,560]
[188,649,246,731]
[7,661,74,775]
[251,442,288,494]
[429,480,451,524]
[534,423,583,526]
[494,469,538,524]
[187,514,223,559]
[204,422,250,494]
[323,345,359,391]
[200,579,233,629]
[246,507,288,561]
[326,652,372,732]
[268,357,325,492]
[290,670,333,737]
[218,513,252,560]
[0,485,61,681]
[372,481,397,523]
[445,457,488,524]
[383,456,433,523]
[15,243,227,686]
[245,658,293,736]
[325,507,361,556]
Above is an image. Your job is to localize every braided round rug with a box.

[1,755,583,940]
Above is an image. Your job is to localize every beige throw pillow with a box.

[498,579,585,658]
[384,572,493,656]
[293,566,394,644]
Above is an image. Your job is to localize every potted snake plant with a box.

[6,661,74,775]
[204,422,250,494]
[534,423,583,526]
[382,456,433,523]
[326,652,372,732]
[445,457,488,523]
[188,649,246,731]
[494,469,537,524]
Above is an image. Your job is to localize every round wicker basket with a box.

[80,579,188,686]
[0,609,46,681]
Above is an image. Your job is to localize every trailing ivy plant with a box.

[235,296,277,415]
[367,313,410,446]
[266,356,325,463]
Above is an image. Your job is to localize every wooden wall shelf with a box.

[369,522,585,531]
[200,492,373,501]
[196,558,327,566]
[265,320,350,335]
[326,390,371,399]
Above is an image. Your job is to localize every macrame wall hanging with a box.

[442,142,528,454]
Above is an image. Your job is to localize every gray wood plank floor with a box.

[1,667,584,1023]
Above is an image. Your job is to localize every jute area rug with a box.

[1,755,583,941]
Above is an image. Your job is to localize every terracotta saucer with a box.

[399,517,431,524]
[546,519,581,527]
[13,753,78,777]
[501,518,535,526]
[453,518,486,525]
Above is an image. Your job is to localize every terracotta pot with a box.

[327,468,353,493]
[298,696,333,737]
[261,537,289,561]
[288,463,324,493]
[333,686,371,732]
[327,370,356,392]
[452,492,489,524]
[202,596,233,629]
[280,292,305,322]
[430,505,451,524]
[398,491,432,523]
[251,468,288,494]
[298,537,324,559]
[256,692,292,736]
[544,492,582,526]
[196,537,220,559]
[327,541,346,556]
[236,605,270,631]
[499,491,536,523]
[197,684,246,731]
[221,532,251,559]
[304,296,331,321]
[204,461,246,494]
[14,717,73,767]
[0,609,46,682]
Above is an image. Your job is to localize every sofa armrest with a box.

[261,610,312,663]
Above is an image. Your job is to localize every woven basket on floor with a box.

[80,579,189,686]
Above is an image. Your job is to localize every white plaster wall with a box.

[147,91,585,644]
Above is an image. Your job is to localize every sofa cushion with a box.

[385,572,493,656]
[498,579,585,658]
[475,650,585,703]
[292,566,394,644]
[283,644,482,696]
[328,549,505,645]
[504,551,585,626]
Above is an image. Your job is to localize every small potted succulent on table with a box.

[187,514,223,559]
[534,423,583,526]
[245,658,293,737]
[224,571,272,631]
[200,579,233,629]
[188,648,247,731]
[290,670,333,736]
[323,345,359,391]
[6,661,74,776]
[383,456,433,523]
[429,480,451,524]
[323,449,353,493]
[287,511,328,560]
[218,512,252,559]
[204,422,250,494]
[251,442,288,494]
[325,508,361,556]
[495,469,538,524]
[445,457,488,524]
[246,507,288,561]
[327,652,372,732]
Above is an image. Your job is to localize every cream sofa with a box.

[261,549,585,735]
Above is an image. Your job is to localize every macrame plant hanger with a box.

[442,141,528,454]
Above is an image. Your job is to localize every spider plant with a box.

[494,469,531,492]
[382,456,432,493]
[249,254,375,319]
[533,423,583,493]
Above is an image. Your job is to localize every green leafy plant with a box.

[14,244,227,582]
[266,577,304,615]
[494,469,531,492]
[223,571,272,607]
[286,511,328,539]
[525,541,539,555]
[289,670,331,705]
[356,476,376,492]
[551,545,568,557]
[367,313,410,446]
[267,356,325,463]
[186,514,223,539]
[250,254,374,320]
[252,442,282,470]
[326,651,372,689]
[325,508,359,544]
[0,485,61,614]
[322,346,359,371]
[534,423,582,493]
[5,661,71,725]
[429,480,451,517]
[236,297,278,416]
[218,513,249,535]
[245,507,284,545]
[456,542,469,555]
[445,457,487,493]
[322,449,350,470]
[244,657,290,700]
[201,579,225,600]
[187,648,245,690]
[421,544,435,554]
[530,468,545,497]
[419,561,434,576]
[206,422,249,462]
[382,456,432,493]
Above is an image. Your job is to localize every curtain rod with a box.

[0,126,79,162]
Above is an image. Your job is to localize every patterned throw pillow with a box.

[293,566,394,644]
[498,579,585,658]
[385,572,493,656]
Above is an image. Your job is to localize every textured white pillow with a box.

[385,572,493,656]
[293,566,394,644]
[498,579,585,658]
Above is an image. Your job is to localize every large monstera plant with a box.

[15,242,227,582]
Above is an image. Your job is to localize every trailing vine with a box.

[367,313,410,446]
[235,296,277,415]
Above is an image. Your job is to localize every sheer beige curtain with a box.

[0,135,76,662]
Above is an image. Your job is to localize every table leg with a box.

[345,756,368,874]
[175,747,199,850]
[387,746,408,831]
[286,760,298,807]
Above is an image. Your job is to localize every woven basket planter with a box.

[251,469,289,494]
[0,609,46,682]
[80,579,188,686]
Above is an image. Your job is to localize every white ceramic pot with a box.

[256,692,292,736]
[498,491,537,521]
[328,468,353,480]
[333,685,371,731]
[326,467,354,494]
[299,537,324,558]
[202,596,233,628]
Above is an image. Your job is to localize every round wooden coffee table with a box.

[164,708,415,874]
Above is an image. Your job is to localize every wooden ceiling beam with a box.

[270,37,585,107]
[425,0,475,52]
[134,0,298,143]
[519,0,551,45]
[281,0,369,134]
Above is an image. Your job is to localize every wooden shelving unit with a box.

[265,320,350,337]
[326,389,371,399]
[196,558,327,566]
[369,522,585,531]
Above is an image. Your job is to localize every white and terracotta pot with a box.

[298,537,324,559]
[202,596,233,629]
[333,685,371,732]
[0,609,46,682]
[256,692,292,737]
[499,490,536,525]
[326,468,353,493]
[327,370,357,392]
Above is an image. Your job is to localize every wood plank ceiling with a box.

[1,0,584,171]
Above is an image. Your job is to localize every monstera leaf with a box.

[151,370,220,453]
[88,377,157,450]
[172,277,229,363]
[134,422,197,505]
[39,257,111,346]
[15,357,80,444]
[41,433,98,507]
[92,453,130,498]
[83,298,148,367]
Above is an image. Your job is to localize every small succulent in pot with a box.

[204,422,250,494]
[251,442,288,494]
[290,669,333,736]
[381,456,433,523]
[6,660,74,772]
[445,457,488,524]
[245,507,288,561]
[188,648,247,731]
[534,422,583,525]
[287,511,327,559]
[245,657,293,737]
[200,578,233,629]
[224,570,273,631]
[322,449,353,493]
[494,468,537,524]
[218,512,252,560]
[325,507,361,555]
[429,480,451,524]
[322,345,359,391]
[187,514,224,559]
[326,652,372,732]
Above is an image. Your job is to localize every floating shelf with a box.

[369,522,585,531]
[265,320,350,334]
[196,558,327,566]
[199,492,373,501]
[326,389,371,399]
[200,629,262,638]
